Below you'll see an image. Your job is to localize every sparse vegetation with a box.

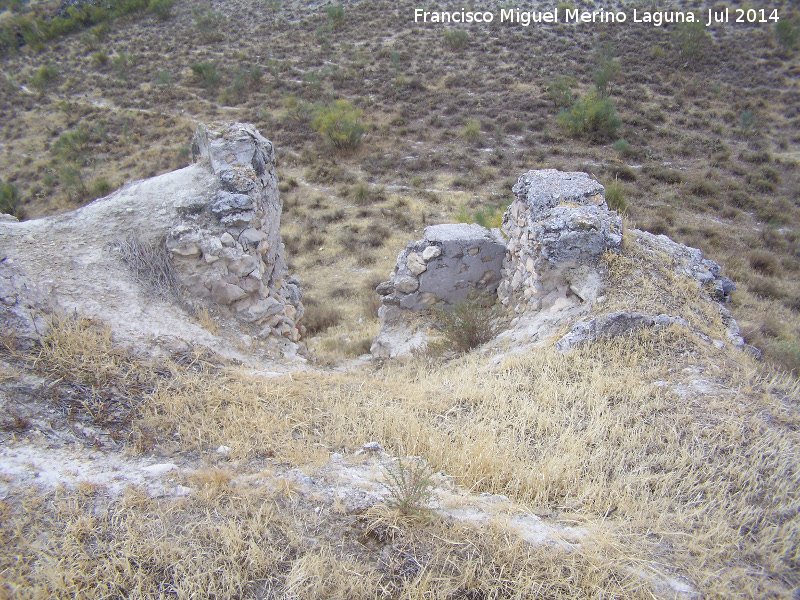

[112,233,180,301]
[443,29,468,51]
[190,61,221,89]
[0,180,19,216]
[604,178,628,213]
[1,4,800,595]
[431,294,502,353]
[673,21,709,61]
[381,456,435,516]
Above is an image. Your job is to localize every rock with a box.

[211,282,248,305]
[375,281,394,296]
[210,191,253,217]
[630,230,736,303]
[422,246,441,261]
[220,232,236,247]
[556,312,688,352]
[0,122,305,365]
[142,463,178,476]
[407,252,427,276]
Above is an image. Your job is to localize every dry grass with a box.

[4,315,798,597]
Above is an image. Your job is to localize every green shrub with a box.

[461,119,481,144]
[612,139,631,156]
[54,125,90,162]
[444,29,468,51]
[30,64,58,91]
[673,21,709,61]
[92,49,109,66]
[312,100,366,150]
[190,62,221,88]
[381,457,434,516]
[604,179,628,213]
[112,51,133,79]
[284,95,314,124]
[546,75,574,109]
[776,20,798,54]
[147,0,174,20]
[431,294,502,354]
[0,181,19,216]
[558,93,621,141]
[192,7,225,42]
[592,47,619,98]
[88,177,114,200]
[325,3,344,27]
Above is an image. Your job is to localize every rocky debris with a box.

[0,122,304,364]
[498,169,622,314]
[555,312,689,352]
[371,223,506,358]
[629,229,736,303]
[167,122,303,342]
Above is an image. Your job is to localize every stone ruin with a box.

[498,169,622,313]
[0,122,303,360]
[372,169,741,358]
[372,224,506,358]
[168,122,303,341]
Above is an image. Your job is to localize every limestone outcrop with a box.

[371,223,505,358]
[0,122,303,364]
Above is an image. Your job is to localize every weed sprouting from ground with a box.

[381,456,434,516]
[430,294,503,353]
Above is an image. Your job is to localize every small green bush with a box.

[284,95,314,124]
[604,179,628,213]
[612,139,631,156]
[92,49,109,66]
[776,20,798,54]
[546,75,574,109]
[325,3,344,27]
[592,48,619,97]
[444,29,468,51]
[190,62,221,88]
[112,51,133,79]
[88,177,114,200]
[54,125,90,162]
[312,100,366,151]
[673,21,709,61]
[558,93,621,141]
[147,0,174,20]
[30,64,58,91]
[381,457,434,516]
[0,181,20,216]
[460,119,481,144]
[192,7,225,41]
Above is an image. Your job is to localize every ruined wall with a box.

[498,169,623,314]
[371,223,505,358]
[167,123,303,342]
